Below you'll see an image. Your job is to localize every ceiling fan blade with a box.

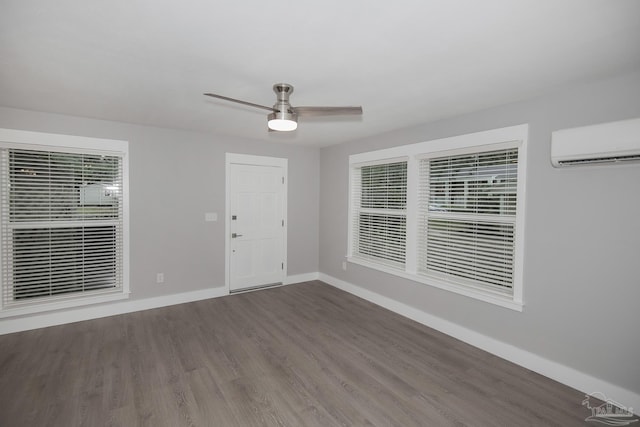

[292,106,363,117]
[204,93,275,112]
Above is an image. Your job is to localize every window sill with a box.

[347,256,523,312]
[0,290,131,318]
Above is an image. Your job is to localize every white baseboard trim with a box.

[319,273,640,412]
[284,272,320,285]
[0,286,228,335]
[0,273,321,335]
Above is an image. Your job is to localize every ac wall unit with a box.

[551,117,640,167]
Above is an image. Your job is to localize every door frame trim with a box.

[225,153,288,294]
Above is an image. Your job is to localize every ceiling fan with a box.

[204,83,363,131]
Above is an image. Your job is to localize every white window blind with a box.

[351,161,407,268]
[418,148,518,295]
[0,148,124,308]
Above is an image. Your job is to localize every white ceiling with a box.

[1,1,640,147]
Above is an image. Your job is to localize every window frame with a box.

[0,128,130,317]
[347,125,527,311]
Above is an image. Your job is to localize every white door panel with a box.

[228,161,286,292]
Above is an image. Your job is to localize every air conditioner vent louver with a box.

[557,153,640,166]
[551,118,640,167]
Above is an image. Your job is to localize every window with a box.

[0,129,129,317]
[418,148,518,295]
[351,160,407,268]
[348,125,527,310]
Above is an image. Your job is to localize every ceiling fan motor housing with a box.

[268,84,297,130]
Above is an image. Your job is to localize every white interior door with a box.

[227,157,286,292]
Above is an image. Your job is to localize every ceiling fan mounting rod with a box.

[273,83,294,113]
[273,83,293,101]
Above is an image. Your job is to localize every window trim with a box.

[0,128,130,317]
[347,125,527,311]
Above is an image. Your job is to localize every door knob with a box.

[232,233,243,238]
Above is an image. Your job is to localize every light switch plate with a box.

[205,212,218,222]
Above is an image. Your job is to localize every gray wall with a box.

[0,107,320,303]
[1,69,638,395]
[319,69,640,394]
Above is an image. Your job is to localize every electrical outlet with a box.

[342,261,347,271]
[156,273,165,284]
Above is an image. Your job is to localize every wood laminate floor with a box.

[0,281,594,426]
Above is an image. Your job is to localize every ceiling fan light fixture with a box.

[268,110,298,131]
